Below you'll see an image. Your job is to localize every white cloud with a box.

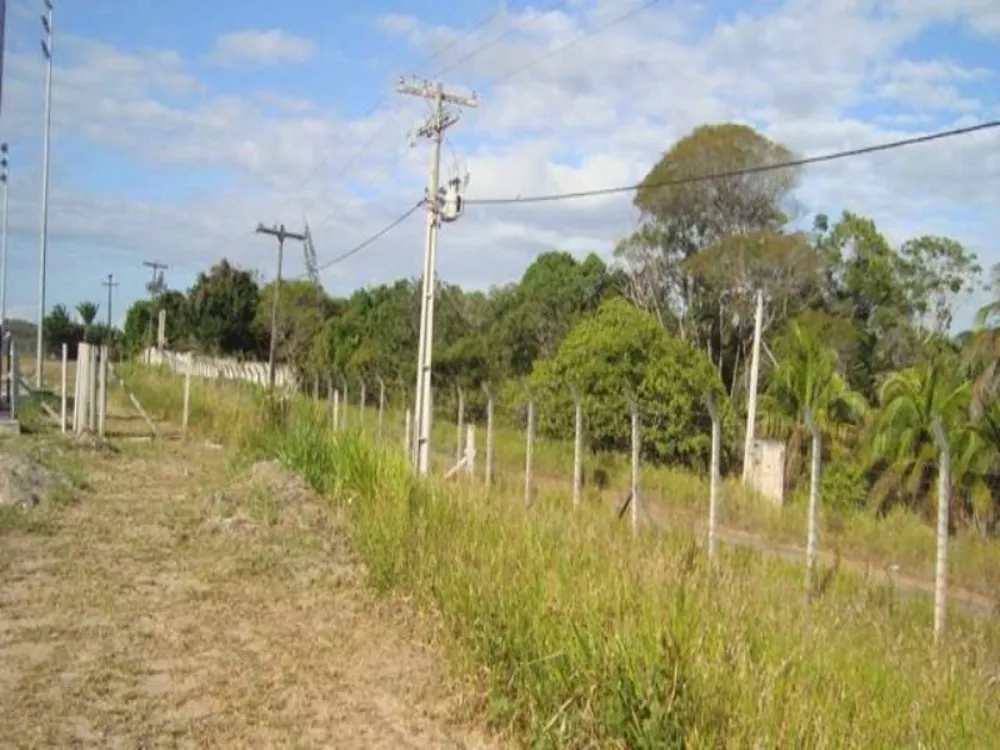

[4,0,1000,330]
[207,29,317,67]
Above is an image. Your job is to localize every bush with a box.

[529,298,738,471]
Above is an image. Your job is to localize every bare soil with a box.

[0,437,502,749]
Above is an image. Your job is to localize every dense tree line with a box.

[57,122,996,531]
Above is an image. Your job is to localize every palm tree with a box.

[76,301,100,343]
[762,323,867,477]
[867,361,973,518]
[965,263,1000,412]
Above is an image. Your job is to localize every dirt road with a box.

[0,436,501,749]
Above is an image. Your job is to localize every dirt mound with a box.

[207,460,323,535]
[246,460,313,503]
[0,449,69,509]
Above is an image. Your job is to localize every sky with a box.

[0,0,998,330]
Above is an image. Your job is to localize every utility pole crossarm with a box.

[255,223,307,243]
[395,77,479,108]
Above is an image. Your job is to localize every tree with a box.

[899,235,982,334]
[489,251,618,377]
[866,361,972,518]
[186,259,260,355]
[42,304,82,357]
[76,301,100,343]
[254,280,328,376]
[965,263,1000,411]
[617,123,801,373]
[762,322,867,490]
[530,298,733,469]
[633,123,799,255]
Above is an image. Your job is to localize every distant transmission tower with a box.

[302,218,320,286]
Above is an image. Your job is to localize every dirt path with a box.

[0,437,501,749]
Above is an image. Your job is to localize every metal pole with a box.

[0,146,9,332]
[36,3,54,389]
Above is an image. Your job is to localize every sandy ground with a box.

[0,434,502,749]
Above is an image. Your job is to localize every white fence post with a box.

[804,406,822,598]
[484,384,494,487]
[572,386,583,509]
[931,416,951,645]
[60,343,68,433]
[524,396,535,509]
[182,358,192,436]
[456,386,465,465]
[359,380,366,432]
[340,375,349,429]
[98,345,108,438]
[707,394,721,564]
[404,406,412,458]
[630,398,640,535]
[377,376,386,441]
[465,424,476,478]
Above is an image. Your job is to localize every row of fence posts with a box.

[164,357,955,644]
[389,383,955,643]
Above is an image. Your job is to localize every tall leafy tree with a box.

[186,259,260,355]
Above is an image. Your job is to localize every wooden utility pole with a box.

[255,223,307,391]
[397,76,477,475]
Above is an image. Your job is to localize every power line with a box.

[308,1,573,235]
[481,0,661,88]
[466,119,1000,206]
[430,0,568,79]
[299,201,425,278]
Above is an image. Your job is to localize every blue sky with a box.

[0,0,998,331]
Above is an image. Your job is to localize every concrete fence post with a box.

[377,376,386,441]
[465,424,476,478]
[630,397,640,535]
[524,396,535,509]
[456,386,465,465]
[182,358,192,436]
[60,343,68,433]
[483,384,494,488]
[707,394,721,565]
[804,406,822,599]
[931,416,951,645]
[572,386,583,509]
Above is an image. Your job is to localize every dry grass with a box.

[0,427,503,747]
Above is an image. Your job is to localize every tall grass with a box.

[264,400,1000,747]
[123,367,1000,745]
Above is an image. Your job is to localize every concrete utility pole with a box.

[254,223,306,391]
[142,260,167,359]
[102,273,118,329]
[397,76,477,475]
[35,0,54,387]
[0,144,9,334]
[742,290,764,483]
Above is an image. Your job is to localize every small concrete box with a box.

[747,438,786,506]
